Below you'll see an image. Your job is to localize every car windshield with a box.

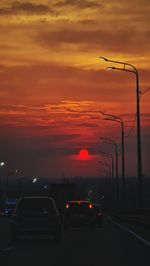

[17,198,55,213]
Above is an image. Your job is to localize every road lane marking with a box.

[107,215,150,248]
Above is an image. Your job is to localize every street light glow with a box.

[0,161,5,167]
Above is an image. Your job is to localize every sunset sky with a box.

[0,0,149,180]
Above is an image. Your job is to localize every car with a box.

[92,203,103,227]
[11,196,61,243]
[4,198,18,217]
[63,200,96,231]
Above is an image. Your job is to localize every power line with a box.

[125,113,136,138]
[125,87,149,138]
[140,87,150,96]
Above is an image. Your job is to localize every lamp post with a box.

[99,169,109,177]
[16,170,26,196]
[6,170,22,198]
[0,161,6,194]
[100,112,125,206]
[99,161,112,197]
[99,161,112,179]
[100,57,142,208]
[6,171,14,199]
[101,138,119,202]
[99,150,115,202]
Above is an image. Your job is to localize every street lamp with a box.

[6,171,15,199]
[99,150,115,201]
[0,161,6,168]
[99,57,142,208]
[32,178,37,183]
[98,160,112,196]
[101,137,119,202]
[99,170,109,177]
[0,161,6,189]
[98,161,112,178]
[6,170,23,199]
[100,112,125,206]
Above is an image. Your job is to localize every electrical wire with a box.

[125,113,136,138]
[125,87,149,138]
[140,87,150,95]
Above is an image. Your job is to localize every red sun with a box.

[79,149,90,160]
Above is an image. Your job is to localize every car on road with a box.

[92,203,103,227]
[3,198,18,217]
[63,200,96,231]
[11,196,61,242]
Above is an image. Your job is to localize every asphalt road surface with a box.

[0,216,150,266]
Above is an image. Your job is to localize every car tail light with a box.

[66,204,69,209]
[89,204,93,209]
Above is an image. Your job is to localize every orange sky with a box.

[0,0,149,179]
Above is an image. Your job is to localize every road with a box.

[0,216,150,266]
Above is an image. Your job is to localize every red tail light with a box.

[66,204,69,209]
[89,204,93,209]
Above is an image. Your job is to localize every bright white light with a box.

[0,161,5,167]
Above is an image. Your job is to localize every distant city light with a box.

[0,161,5,167]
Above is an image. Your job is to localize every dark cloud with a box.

[0,63,149,105]
[0,2,56,16]
[0,104,28,112]
[78,123,98,127]
[37,29,150,55]
[0,131,81,156]
[42,133,80,142]
[141,113,150,118]
[55,0,104,9]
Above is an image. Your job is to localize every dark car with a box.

[11,196,61,242]
[3,198,18,217]
[63,200,96,231]
[92,203,103,227]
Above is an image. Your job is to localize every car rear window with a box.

[65,203,94,217]
[17,198,55,213]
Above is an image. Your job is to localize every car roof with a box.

[20,196,53,200]
[18,196,55,203]
[67,200,91,204]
